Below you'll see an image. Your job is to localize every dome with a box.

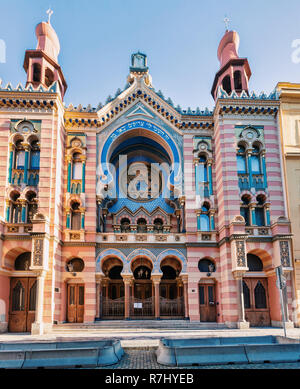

[217,30,240,68]
[35,21,60,61]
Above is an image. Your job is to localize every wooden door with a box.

[134,282,152,299]
[199,283,216,322]
[67,284,84,323]
[9,277,37,332]
[243,278,270,327]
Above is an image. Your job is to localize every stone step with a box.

[52,320,226,332]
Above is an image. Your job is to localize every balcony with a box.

[97,232,186,244]
[5,223,33,234]
[238,173,265,191]
[245,226,270,236]
[11,168,39,187]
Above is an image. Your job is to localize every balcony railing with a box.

[238,173,265,191]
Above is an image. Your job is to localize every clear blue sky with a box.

[1,0,300,110]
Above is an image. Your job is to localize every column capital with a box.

[151,274,162,283]
[193,158,200,166]
[232,270,247,280]
[121,274,134,284]
[181,274,188,283]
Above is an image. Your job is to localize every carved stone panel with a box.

[280,241,291,267]
[236,240,246,267]
[32,239,43,267]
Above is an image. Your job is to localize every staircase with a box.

[52,320,227,332]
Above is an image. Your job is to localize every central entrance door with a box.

[199,283,216,322]
[9,277,37,332]
[243,278,270,326]
[131,281,154,317]
[67,284,84,323]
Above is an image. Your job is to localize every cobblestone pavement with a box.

[98,347,300,369]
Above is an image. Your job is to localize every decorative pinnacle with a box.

[46,7,53,24]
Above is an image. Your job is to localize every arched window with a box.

[120,218,130,233]
[237,144,247,173]
[222,75,232,95]
[198,258,216,273]
[251,144,261,174]
[32,63,41,83]
[72,153,83,180]
[137,218,147,233]
[15,140,25,170]
[108,265,123,280]
[200,203,210,231]
[240,195,250,226]
[247,253,263,271]
[66,257,85,272]
[198,155,208,183]
[234,70,242,91]
[45,68,54,87]
[255,195,265,226]
[30,140,40,170]
[71,202,81,230]
[15,252,31,270]
[153,218,163,233]
[161,265,177,280]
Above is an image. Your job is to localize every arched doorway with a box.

[8,252,37,332]
[243,253,270,326]
[101,258,124,319]
[66,258,85,323]
[130,257,154,318]
[198,258,217,322]
[160,257,184,317]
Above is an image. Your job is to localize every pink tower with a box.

[23,20,67,98]
[211,29,251,100]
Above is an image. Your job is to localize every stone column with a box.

[151,274,162,319]
[233,270,249,329]
[23,143,30,184]
[8,143,14,184]
[207,158,213,196]
[181,274,189,319]
[122,274,133,320]
[66,155,72,193]
[31,270,46,335]
[95,274,104,320]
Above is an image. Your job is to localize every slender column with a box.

[80,208,85,229]
[32,270,46,334]
[210,210,215,231]
[180,197,186,233]
[247,151,252,188]
[194,158,199,195]
[95,275,104,320]
[261,152,267,189]
[122,275,133,320]
[151,274,162,319]
[21,200,27,223]
[66,208,71,229]
[5,199,10,222]
[182,275,189,319]
[23,144,30,184]
[265,205,271,226]
[207,159,213,196]
[197,211,201,231]
[82,158,86,193]
[250,204,256,226]
[8,144,14,184]
[67,156,72,193]
[233,271,249,328]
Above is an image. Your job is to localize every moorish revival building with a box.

[0,18,297,334]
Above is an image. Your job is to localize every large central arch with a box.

[98,120,182,188]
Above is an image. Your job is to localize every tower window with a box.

[45,68,54,87]
[222,75,232,95]
[32,63,41,83]
[234,70,242,91]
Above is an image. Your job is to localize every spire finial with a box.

[46,7,53,24]
[224,15,230,31]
